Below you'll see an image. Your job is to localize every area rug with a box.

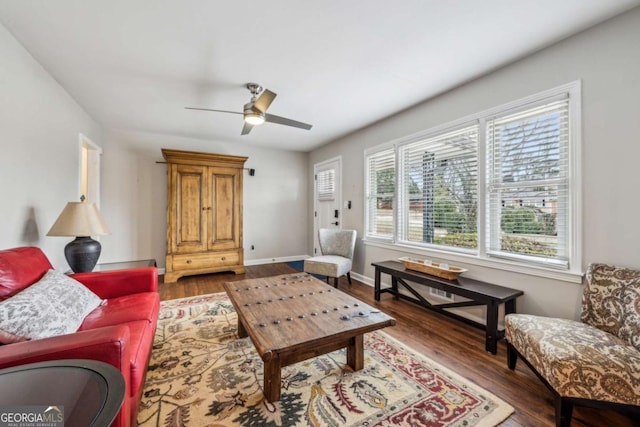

[137,293,514,427]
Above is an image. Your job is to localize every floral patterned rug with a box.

[137,292,514,427]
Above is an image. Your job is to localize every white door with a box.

[313,157,342,256]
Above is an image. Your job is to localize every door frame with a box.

[313,156,342,255]
[79,133,102,206]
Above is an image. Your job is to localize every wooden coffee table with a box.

[224,273,396,402]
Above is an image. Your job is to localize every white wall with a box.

[101,130,309,269]
[0,19,309,274]
[309,8,640,320]
[0,23,103,269]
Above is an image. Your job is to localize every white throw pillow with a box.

[0,269,104,343]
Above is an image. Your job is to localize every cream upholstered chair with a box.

[304,229,357,288]
[505,263,640,427]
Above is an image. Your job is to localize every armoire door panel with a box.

[208,169,239,250]
[173,165,207,253]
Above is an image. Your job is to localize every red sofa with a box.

[0,247,160,427]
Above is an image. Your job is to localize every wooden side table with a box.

[0,359,125,426]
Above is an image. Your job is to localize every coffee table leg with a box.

[237,318,247,338]
[263,357,282,402]
[346,335,364,371]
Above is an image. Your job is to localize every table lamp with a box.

[47,198,110,273]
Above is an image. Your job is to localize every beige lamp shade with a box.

[47,202,110,237]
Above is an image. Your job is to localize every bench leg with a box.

[347,272,352,284]
[374,268,381,301]
[333,277,339,288]
[485,301,499,354]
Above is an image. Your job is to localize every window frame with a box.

[484,95,572,269]
[396,122,480,253]
[364,144,397,243]
[363,81,582,282]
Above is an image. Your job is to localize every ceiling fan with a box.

[185,83,313,135]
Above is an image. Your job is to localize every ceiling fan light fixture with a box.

[244,111,265,126]
[186,83,312,135]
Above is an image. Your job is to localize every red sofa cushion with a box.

[80,292,160,330]
[0,247,52,300]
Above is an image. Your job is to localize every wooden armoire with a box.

[162,149,247,283]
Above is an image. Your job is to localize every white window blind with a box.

[486,97,570,267]
[363,82,579,275]
[399,125,478,250]
[365,149,395,239]
[317,169,336,201]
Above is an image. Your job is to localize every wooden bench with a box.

[372,260,523,354]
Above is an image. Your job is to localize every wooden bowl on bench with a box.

[399,257,467,280]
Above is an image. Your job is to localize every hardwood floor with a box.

[158,264,637,427]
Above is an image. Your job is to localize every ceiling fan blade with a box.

[185,107,243,115]
[253,89,277,113]
[241,121,254,135]
[265,113,313,130]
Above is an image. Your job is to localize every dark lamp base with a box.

[65,236,102,273]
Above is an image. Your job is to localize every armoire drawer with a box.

[172,251,239,270]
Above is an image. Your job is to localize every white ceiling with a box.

[1,1,638,152]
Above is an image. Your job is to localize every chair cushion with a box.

[620,285,640,351]
[581,263,640,342]
[505,313,640,405]
[318,229,356,259]
[304,256,352,278]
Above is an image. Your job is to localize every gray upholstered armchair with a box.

[304,228,357,288]
[505,263,640,427]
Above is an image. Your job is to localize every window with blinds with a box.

[487,97,570,267]
[316,169,336,201]
[399,125,478,250]
[365,149,395,239]
[363,82,579,272]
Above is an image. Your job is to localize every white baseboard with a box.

[244,254,311,266]
[350,271,373,287]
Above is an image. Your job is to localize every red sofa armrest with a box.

[71,267,158,299]
[0,326,133,427]
[0,325,131,376]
